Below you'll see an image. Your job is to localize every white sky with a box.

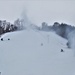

[0,0,75,26]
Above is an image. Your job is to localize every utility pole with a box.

[47,35,49,44]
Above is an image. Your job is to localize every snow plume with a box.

[67,30,75,55]
[20,9,31,29]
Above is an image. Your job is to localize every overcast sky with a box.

[0,0,75,26]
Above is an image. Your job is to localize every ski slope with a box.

[0,29,75,75]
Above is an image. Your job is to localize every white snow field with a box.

[0,29,75,75]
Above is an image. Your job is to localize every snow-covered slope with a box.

[0,29,75,75]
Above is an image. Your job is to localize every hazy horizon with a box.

[0,0,75,26]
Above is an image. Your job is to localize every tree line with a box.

[38,22,75,48]
[0,19,24,35]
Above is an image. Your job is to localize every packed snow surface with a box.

[0,29,75,75]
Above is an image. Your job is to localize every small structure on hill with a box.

[8,38,10,40]
[61,49,64,52]
[41,43,43,46]
[1,38,3,41]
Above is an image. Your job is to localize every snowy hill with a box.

[0,29,75,75]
